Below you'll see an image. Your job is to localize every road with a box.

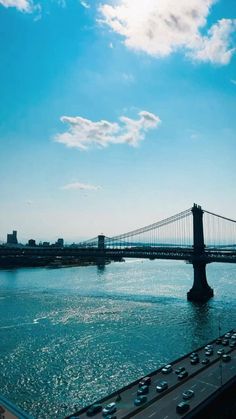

[69,330,236,419]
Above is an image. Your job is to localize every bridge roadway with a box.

[1,246,236,264]
[68,330,236,419]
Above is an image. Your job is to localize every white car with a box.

[161,364,172,374]
[102,402,117,416]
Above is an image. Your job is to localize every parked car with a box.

[175,366,185,374]
[217,349,225,356]
[161,364,172,374]
[102,402,116,417]
[205,345,213,350]
[222,339,229,346]
[86,404,102,416]
[229,341,236,348]
[134,395,147,406]
[176,401,190,414]
[216,338,222,344]
[104,416,116,419]
[137,385,149,395]
[182,389,194,400]
[138,376,151,387]
[156,380,168,392]
[222,354,231,362]
[202,358,210,365]
[178,370,189,380]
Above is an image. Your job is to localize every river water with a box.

[0,259,235,418]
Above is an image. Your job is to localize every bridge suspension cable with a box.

[105,208,193,249]
[203,210,236,248]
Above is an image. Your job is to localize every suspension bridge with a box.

[80,203,236,302]
[1,204,236,301]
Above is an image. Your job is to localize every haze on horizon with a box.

[0,0,235,243]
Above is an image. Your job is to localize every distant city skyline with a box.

[0,0,235,242]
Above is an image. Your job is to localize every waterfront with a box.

[0,260,236,418]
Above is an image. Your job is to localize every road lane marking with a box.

[200,387,206,392]
[191,384,197,388]
[198,380,218,389]
[148,411,157,418]
[163,416,169,419]
[173,396,178,401]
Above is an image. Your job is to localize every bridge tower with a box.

[187,204,214,302]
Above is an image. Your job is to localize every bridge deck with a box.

[67,330,236,419]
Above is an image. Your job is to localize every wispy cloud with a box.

[99,0,236,65]
[80,0,90,9]
[55,111,161,150]
[0,0,34,12]
[61,182,101,191]
[231,79,236,85]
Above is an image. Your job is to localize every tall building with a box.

[7,230,18,245]
[56,238,64,247]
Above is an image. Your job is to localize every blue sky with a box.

[0,0,235,243]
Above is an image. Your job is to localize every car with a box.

[202,358,210,365]
[102,402,117,416]
[138,376,151,387]
[224,333,231,339]
[175,367,185,374]
[137,385,149,395]
[205,344,213,350]
[176,401,190,414]
[217,349,225,356]
[216,338,222,344]
[222,339,229,346]
[222,354,231,362]
[231,334,236,340]
[161,364,172,374]
[86,404,102,416]
[178,370,189,380]
[205,350,213,356]
[104,416,116,419]
[182,389,194,400]
[156,380,168,392]
[230,341,236,348]
[190,352,198,359]
[134,395,147,406]
[191,357,199,365]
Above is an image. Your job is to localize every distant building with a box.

[42,242,50,247]
[7,230,18,245]
[28,239,36,247]
[56,238,64,247]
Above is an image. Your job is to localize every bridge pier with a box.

[187,261,213,302]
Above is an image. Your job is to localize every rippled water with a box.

[0,259,236,418]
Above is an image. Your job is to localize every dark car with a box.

[222,354,231,362]
[176,401,190,414]
[216,338,222,344]
[104,416,116,419]
[190,352,198,359]
[156,380,168,392]
[137,385,149,395]
[191,357,199,365]
[222,339,229,346]
[134,395,147,406]
[139,376,151,387]
[175,367,185,374]
[182,389,194,400]
[86,404,102,416]
[229,341,236,348]
[202,358,210,365]
[178,370,189,380]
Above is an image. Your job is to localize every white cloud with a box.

[80,0,90,9]
[99,0,236,65]
[55,111,161,150]
[122,72,135,83]
[0,0,34,12]
[62,182,101,191]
